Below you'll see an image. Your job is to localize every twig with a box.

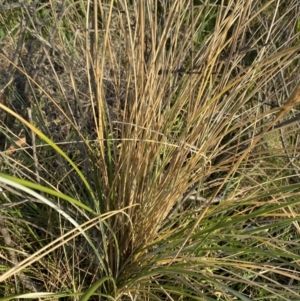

[27,108,40,183]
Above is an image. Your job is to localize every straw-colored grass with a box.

[1,0,300,300]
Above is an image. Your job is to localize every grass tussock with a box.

[1,0,300,300]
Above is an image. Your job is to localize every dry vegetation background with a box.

[1,0,300,300]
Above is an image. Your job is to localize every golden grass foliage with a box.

[1,0,300,300]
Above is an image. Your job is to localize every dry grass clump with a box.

[1,0,300,300]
